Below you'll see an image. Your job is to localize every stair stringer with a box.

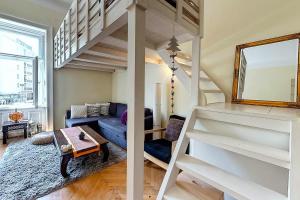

[157,108,198,200]
[158,50,221,106]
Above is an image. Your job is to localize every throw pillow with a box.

[165,118,185,142]
[108,102,117,116]
[120,110,127,125]
[71,105,87,119]
[32,132,54,145]
[85,103,101,117]
[97,103,110,115]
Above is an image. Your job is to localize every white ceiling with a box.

[29,0,72,13]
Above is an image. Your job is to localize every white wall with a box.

[54,68,112,129]
[242,66,296,102]
[112,63,191,126]
[180,0,300,100]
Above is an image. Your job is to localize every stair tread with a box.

[164,184,200,200]
[200,77,210,81]
[202,89,222,93]
[187,130,290,169]
[176,155,288,200]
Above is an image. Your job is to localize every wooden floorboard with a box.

[0,139,165,200]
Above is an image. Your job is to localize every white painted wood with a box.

[158,50,191,93]
[144,152,168,170]
[288,119,300,200]
[195,106,291,133]
[153,83,162,139]
[75,0,78,51]
[88,43,161,64]
[126,4,146,200]
[69,60,124,70]
[202,89,222,94]
[100,0,105,31]
[204,93,226,104]
[176,155,288,200]
[163,184,199,200]
[157,109,197,200]
[74,53,127,67]
[65,64,115,72]
[187,130,290,169]
[54,0,200,70]
[191,36,201,106]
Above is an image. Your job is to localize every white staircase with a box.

[157,105,300,200]
[158,50,225,105]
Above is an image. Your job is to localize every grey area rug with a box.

[0,139,126,200]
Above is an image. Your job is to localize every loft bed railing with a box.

[54,0,201,69]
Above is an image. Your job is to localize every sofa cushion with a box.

[71,105,87,119]
[144,139,172,163]
[98,117,127,139]
[165,118,185,142]
[116,103,127,118]
[120,110,127,125]
[66,116,105,128]
[144,108,152,117]
[85,104,101,117]
[98,103,110,115]
[109,102,117,116]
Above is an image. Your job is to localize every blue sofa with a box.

[65,102,153,149]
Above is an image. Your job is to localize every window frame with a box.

[0,20,44,111]
[0,13,54,131]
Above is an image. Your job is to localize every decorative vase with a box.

[9,109,23,123]
[79,132,85,140]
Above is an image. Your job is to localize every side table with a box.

[2,121,28,144]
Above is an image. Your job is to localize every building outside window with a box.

[0,17,51,130]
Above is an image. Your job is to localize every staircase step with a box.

[204,92,225,104]
[202,89,222,93]
[163,184,200,200]
[177,172,224,200]
[200,77,210,81]
[176,155,288,200]
[186,130,290,169]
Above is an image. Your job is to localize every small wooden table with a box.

[53,125,109,177]
[2,121,28,144]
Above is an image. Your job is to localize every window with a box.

[0,18,47,110]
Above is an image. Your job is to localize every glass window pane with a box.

[0,30,40,57]
[0,57,34,109]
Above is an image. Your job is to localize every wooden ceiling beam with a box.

[65,64,115,73]
[74,54,127,68]
[87,43,162,65]
[68,60,126,70]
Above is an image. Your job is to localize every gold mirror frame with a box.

[232,33,300,108]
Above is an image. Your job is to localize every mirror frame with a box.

[232,33,300,108]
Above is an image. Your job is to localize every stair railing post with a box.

[191,36,201,106]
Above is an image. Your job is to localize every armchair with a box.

[144,115,185,170]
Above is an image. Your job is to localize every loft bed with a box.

[54,0,202,72]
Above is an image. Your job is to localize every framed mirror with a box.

[232,33,300,108]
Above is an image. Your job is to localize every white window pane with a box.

[0,30,40,57]
[0,57,34,109]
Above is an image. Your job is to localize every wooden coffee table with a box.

[53,125,109,177]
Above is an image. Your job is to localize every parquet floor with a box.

[0,138,165,200]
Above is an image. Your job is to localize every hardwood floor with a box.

[0,139,165,200]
